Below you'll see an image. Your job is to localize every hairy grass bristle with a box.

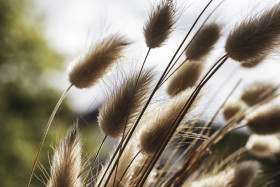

[68,34,130,88]
[246,134,280,158]
[186,23,221,61]
[225,4,280,62]
[222,98,246,121]
[98,68,154,138]
[246,104,280,135]
[144,0,177,48]
[166,60,203,97]
[240,81,276,106]
[47,124,82,187]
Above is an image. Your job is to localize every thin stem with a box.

[84,134,108,186]
[159,58,188,88]
[98,1,215,185]
[26,84,73,187]
[139,55,228,187]
[116,150,141,187]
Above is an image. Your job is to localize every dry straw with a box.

[186,23,221,61]
[98,68,154,138]
[246,134,280,158]
[225,4,280,62]
[240,81,276,106]
[144,0,177,49]
[246,104,280,135]
[68,34,130,88]
[47,123,82,187]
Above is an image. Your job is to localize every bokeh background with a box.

[1,0,280,186]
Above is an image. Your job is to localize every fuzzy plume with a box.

[189,161,260,187]
[47,124,82,187]
[222,99,246,121]
[246,104,280,135]
[68,34,129,88]
[166,60,203,97]
[229,161,261,187]
[97,145,136,187]
[98,68,154,138]
[189,168,235,187]
[225,4,280,62]
[240,81,275,106]
[240,55,266,68]
[186,23,221,61]
[144,0,177,48]
[246,134,280,158]
[139,89,197,155]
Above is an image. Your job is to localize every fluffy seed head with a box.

[189,168,235,187]
[98,68,154,138]
[246,134,280,158]
[240,81,275,106]
[186,23,221,61]
[240,55,266,68]
[189,161,260,187]
[246,104,280,135]
[144,0,177,48]
[68,34,129,88]
[229,161,261,187]
[222,99,246,121]
[225,4,280,62]
[140,90,196,155]
[47,124,82,187]
[166,60,203,97]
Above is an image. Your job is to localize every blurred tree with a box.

[0,0,72,186]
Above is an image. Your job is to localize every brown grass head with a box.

[246,104,280,135]
[240,55,266,68]
[222,98,246,121]
[47,123,82,187]
[144,0,177,48]
[186,23,221,61]
[225,4,280,62]
[246,134,280,158]
[166,60,203,97]
[98,68,155,138]
[240,81,276,106]
[68,34,130,88]
[139,89,197,155]
[229,161,261,187]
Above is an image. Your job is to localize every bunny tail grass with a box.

[144,0,177,49]
[240,81,276,106]
[98,68,155,138]
[47,123,82,187]
[225,3,280,62]
[166,60,204,97]
[186,23,221,61]
[27,84,73,187]
[246,104,280,135]
[246,134,280,158]
[68,34,130,88]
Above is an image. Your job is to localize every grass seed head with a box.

[186,23,221,61]
[98,68,155,138]
[144,0,177,48]
[246,104,280,135]
[68,34,130,88]
[225,4,280,62]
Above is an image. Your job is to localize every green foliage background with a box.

[0,0,73,186]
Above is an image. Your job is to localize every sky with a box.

[34,0,280,118]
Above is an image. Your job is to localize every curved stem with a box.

[27,84,73,187]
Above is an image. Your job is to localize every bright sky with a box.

[34,0,280,117]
